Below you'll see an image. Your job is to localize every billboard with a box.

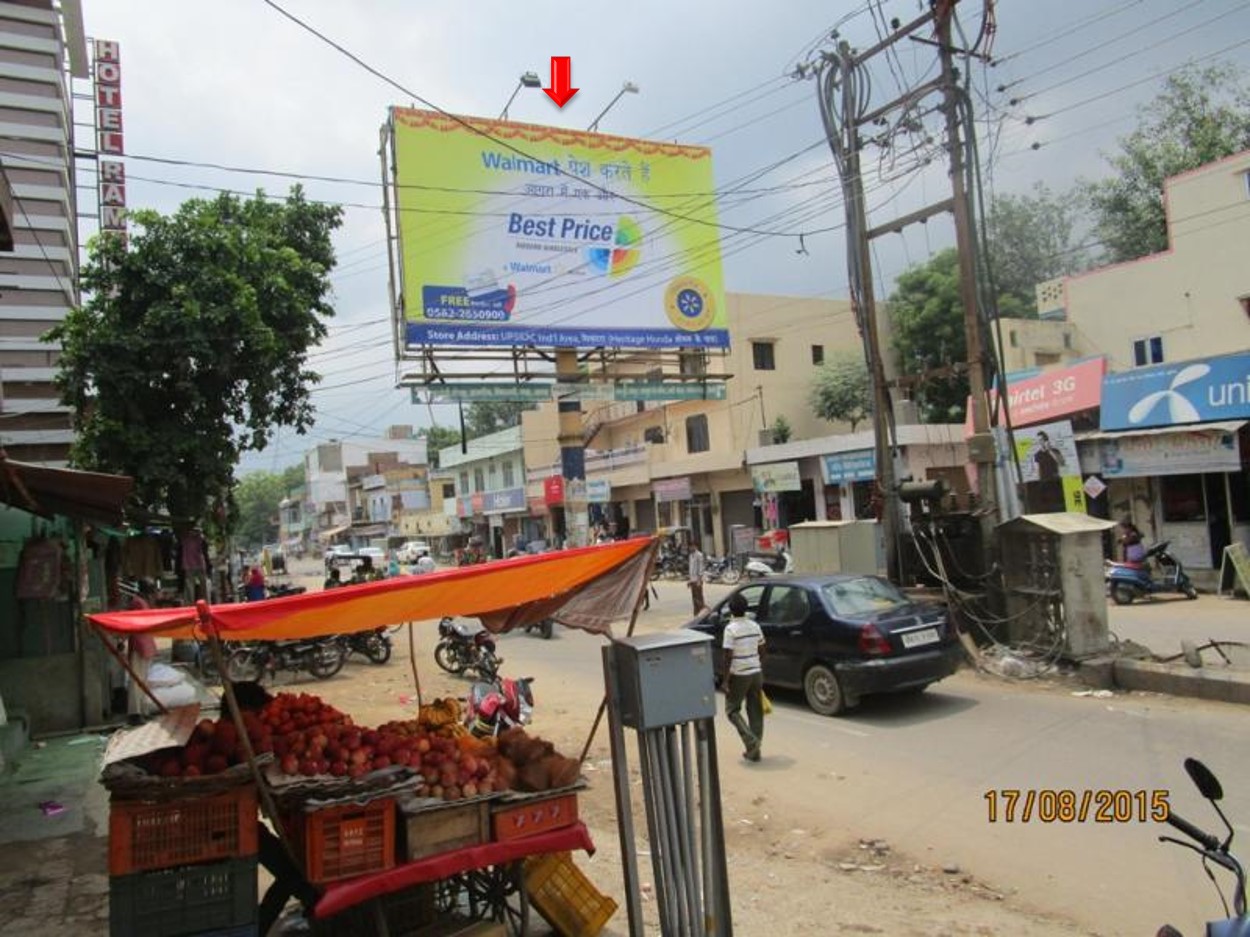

[391,108,727,350]
[1100,352,1250,431]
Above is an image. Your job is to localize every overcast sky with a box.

[81,0,1249,476]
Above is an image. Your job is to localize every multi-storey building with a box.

[440,426,529,559]
[0,0,86,465]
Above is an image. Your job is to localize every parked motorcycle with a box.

[743,548,793,579]
[1106,540,1198,605]
[650,550,688,581]
[224,637,346,683]
[337,627,394,665]
[464,674,535,738]
[267,582,307,599]
[703,555,741,585]
[1155,757,1246,936]
[434,617,502,681]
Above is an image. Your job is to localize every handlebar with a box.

[1166,810,1222,852]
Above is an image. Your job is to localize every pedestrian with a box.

[244,566,266,602]
[323,567,342,590]
[415,550,437,575]
[1118,517,1146,563]
[387,552,401,579]
[687,542,707,616]
[721,593,765,762]
[125,580,158,721]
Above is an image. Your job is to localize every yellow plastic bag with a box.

[761,690,773,716]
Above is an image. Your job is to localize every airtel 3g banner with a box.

[390,108,728,350]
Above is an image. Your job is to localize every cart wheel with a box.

[465,864,529,937]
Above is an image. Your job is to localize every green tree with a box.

[234,470,286,548]
[419,424,463,469]
[986,183,1090,315]
[1085,63,1250,262]
[809,350,872,431]
[887,248,968,424]
[771,415,792,444]
[465,401,534,439]
[281,463,305,491]
[51,188,342,526]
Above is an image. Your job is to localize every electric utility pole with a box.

[816,0,1000,582]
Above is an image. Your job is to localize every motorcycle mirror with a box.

[1184,757,1223,801]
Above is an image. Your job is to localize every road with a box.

[485,578,1250,937]
[283,560,1248,934]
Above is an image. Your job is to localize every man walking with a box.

[687,542,707,616]
[721,593,765,761]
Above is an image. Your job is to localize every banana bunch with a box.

[417,696,464,733]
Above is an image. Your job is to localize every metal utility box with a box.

[609,631,716,730]
[997,512,1115,659]
[789,520,883,576]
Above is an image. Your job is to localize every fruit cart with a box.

[89,539,655,936]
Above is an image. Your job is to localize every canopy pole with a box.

[407,622,423,710]
[88,619,168,715]
[578,540,659,765]
[198,602,295,862]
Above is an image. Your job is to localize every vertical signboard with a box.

[93,40,126,242]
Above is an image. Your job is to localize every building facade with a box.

[0,0,86,465]
[440,426,529,559]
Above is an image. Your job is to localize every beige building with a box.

[1036,149,1250,370]
[520,292,971,556]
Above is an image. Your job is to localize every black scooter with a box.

[1156,757,1247,936]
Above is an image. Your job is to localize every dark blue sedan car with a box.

[688,574,963,715]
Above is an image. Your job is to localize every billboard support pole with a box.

[557,347,589,547]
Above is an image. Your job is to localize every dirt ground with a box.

[308,645,1101,937]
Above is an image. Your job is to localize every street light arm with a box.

[587,82,639,132]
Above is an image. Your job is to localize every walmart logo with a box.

[1126,362,1210,425]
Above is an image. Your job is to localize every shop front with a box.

[821,449,878,520]
[1085,351,1250,577]
[482,487,527,557]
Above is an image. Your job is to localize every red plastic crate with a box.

[109,787,259,875]
[492,792,579,843]
[286,798,396,885]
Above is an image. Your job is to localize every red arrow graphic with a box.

[543,56,578,108]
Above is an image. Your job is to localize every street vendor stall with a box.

[88,539,656,937]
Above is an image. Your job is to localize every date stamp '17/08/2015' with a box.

[985,789,1170,824]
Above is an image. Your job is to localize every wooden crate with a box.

[400,798,492,861]
[491,792,579,843]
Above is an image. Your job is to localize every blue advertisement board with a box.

[482,487,526,514]
[821,450,876,484]
[1101,352,1250,431]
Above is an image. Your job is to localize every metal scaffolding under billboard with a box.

[383,108,729,355]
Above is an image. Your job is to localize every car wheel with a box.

[803,664,846,716]
[720,567,741,586]
[1184,584,1198,600]
[1110,582,1136,606]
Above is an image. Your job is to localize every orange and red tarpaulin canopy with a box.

[88,539,655,642]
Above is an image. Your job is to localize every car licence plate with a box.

[901,628,939,649]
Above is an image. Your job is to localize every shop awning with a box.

[318,524,350,542]
[88,538,655,641]
[1077,420,1246,442]
[0,452,133,525]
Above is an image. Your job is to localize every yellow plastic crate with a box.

[523,851,618,937]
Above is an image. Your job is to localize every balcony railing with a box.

[524,443,648,483]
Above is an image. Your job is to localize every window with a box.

[488,462,497,481]
[1063,331,1073,349]
[1133,336,1164,367]
[685,414,710,453]
[442,482,455,499]
[762,585,811,625]
[679,349,707,376]
[820,577,909,617]
[1241,296,1250,319]
[1160,474,1205,522]
[811,344,824,365]
[1009,330,1018,348]
[751,341,775,371]
[473,468,485,492]
[458,471,468,493]
[1035,352,1061,367]
[502,460,515,487]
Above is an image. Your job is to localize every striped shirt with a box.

[722,615,764,676]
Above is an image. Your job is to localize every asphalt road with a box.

[486,578,1250,937]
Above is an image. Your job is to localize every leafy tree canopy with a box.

[809,349,872,431]
[465,401,535,440]
[1085,62,1250,263]
[51,188,342,526]
[888,248,968,424]
[234,470,287,548]
[986,183,1090,315]
[419,424,463,469]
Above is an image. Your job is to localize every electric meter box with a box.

[610,630,716,730]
